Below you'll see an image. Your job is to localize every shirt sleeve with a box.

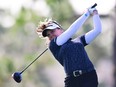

[85,14,102,44]
[56,11,90,46]
[80,35,88,46]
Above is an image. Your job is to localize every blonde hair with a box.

[36,18,62,37]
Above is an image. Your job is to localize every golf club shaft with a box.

[19,3,97,75]
[20,48,48,74]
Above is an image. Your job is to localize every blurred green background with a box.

[0,0,116,87]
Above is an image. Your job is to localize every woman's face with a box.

[46,28,63,40]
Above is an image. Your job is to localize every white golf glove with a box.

[88,7,97,14]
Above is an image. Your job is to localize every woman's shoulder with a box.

[72,35,88,46]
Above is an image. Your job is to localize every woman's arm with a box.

[56,11,90,46]
[85,10,102,44]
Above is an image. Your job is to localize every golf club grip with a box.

[91,3,97,8]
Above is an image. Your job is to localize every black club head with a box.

[12,72,22,83]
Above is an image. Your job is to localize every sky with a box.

[0,0,50,16]
[0,0,115,28]
[0,0,115,15]
[69,0,116,14]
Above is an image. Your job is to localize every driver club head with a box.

[11,48,48,83]
[12,72,22,83]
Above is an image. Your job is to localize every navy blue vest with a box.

[49,35,94,74]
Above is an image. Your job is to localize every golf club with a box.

[12,48,48,83]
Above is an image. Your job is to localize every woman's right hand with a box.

[88,7,97,15]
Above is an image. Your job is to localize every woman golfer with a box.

[37,5,102,87]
